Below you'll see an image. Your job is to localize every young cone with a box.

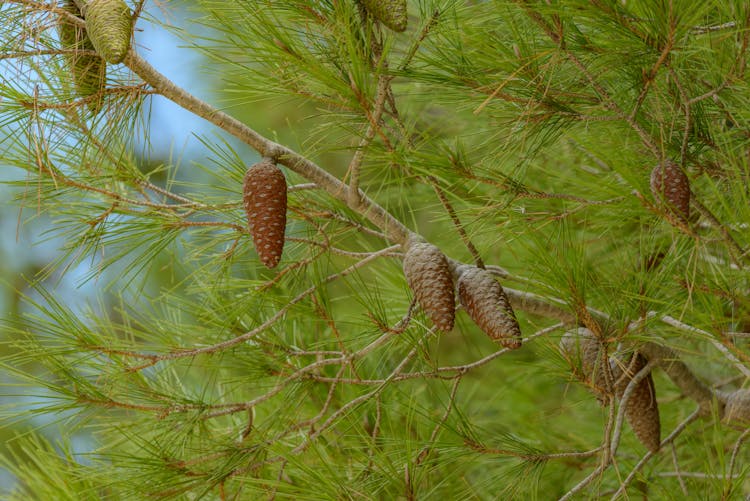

[614,354,661,453]
[85,0,133,64]
[59,0,106,112]
[650,160,690,223]
[243,161,287,269]
[360,0,408,32]
[457,266,521,349]
[402,242,455,331]
[723,389,750,424]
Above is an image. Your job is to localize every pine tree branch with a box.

[514,0,660,157]
[669,442,690,496]
[465,440,602,462]
[416,376,462,465]
[290,336,425,454]
[638,342,717,413]
[610,408,701,500]
[658,314,750,379]
[123,52,413,245]
[558,400,616,501]
[117,244,400,371]
[692,197,748,267]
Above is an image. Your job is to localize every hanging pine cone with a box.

[85,0,133,64]
[402,242,455,331]
[650,160,690,223]
[457,266,521,349]
[560,331,660,451]
[360,0,407,32]
[243,160,287,269]
[559,328,618,401]
[614,353,661,453]
[59,0,106,112]
[723,389,750,424]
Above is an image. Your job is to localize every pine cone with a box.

[614,354,661,453]
[59,0,106,112]
[85,0,133,64]
[560,328,617,400]
[724,389,750,424]
[402,242,455,331]
[457,266,521,349]
[650,160,690,223]
[361,0,407,32]
[243,161,287,269]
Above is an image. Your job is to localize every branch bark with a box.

[124,52,413,246]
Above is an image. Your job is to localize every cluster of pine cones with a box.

[560,329,661,453]
[58,0,133,112]
[241,158,522,348]
[58,0,745,457]
[403,242,522,348]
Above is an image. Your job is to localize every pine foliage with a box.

[1,0,750,498]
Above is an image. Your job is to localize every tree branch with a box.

[123,52,412,245]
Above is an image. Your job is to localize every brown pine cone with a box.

[85,0,133,64]
[650,160,690,223]
[560,328,618,401]
[614,353,661,453]
[723,389,750,424]
[59,0,106,112]
[402,242,455,331]
[361,0,407,32]
[243,161,287,269]
[457,266,521,349]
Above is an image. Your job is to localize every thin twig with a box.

[670,442,689,496]
[692,197,747,267]
[659,315,750,379]
[725,427,750,498]
[610,408,701,500]
[559,398,616,501]
[428,176,484,268]
[347,74,391,207]
[416,376,462,465]
[122,245,400,370]
[291,332,428,453]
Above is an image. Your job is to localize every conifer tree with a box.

[1,1,749,498]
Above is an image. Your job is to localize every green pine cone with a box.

[59,0,106,112]
[361,0,407,32]
[85,0,133,64]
